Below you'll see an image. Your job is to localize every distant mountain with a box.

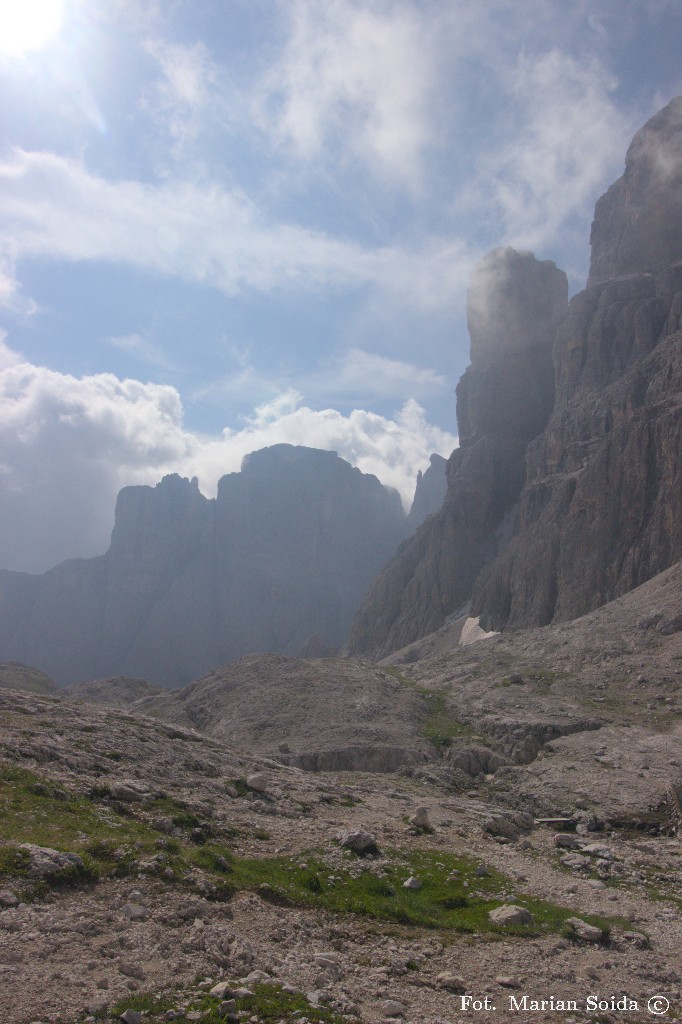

[0,444,410,686]
[349,97,682,658]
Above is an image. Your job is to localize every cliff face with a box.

[0,445,408,686]
[346,249,567,658]
[473,98,682,629]
[348,98,682,658]
[406,453,447,530]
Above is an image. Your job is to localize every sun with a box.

[0,0,65,57]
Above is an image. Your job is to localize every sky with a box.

[0,0,680,573]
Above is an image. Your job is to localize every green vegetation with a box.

[191,843,612,937]
[97,983,350,1024]
[0,761,614,941]
[381,668,475,752]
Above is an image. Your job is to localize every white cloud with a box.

[196,345,449,409]
[256,0,442,190]
[107,331,174,370]
[142,38,227,163]
[0,348,456,573]
[0,149,470,308]
[474,49,633,250]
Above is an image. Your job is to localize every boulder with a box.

[565,917,605,943]
[488,905,534,926]
[19,844,85,880]
[339,830,379,855]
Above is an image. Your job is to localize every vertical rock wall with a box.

[346,250,567,658]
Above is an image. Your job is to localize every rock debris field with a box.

[0,564,680,1024]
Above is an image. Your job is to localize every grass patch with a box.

[100,983,349,1024]
[196,844,613,937]
[228,777,250,797]
[0,762,166,888]
[381,669,474,753]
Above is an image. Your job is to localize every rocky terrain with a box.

[349,97,682,659]
[0,558,679,1024]
[0,445,420,687]
[64,678,165,708]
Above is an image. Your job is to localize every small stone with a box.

[403,876,422,890]
[554,833,580,848]
[119,1010,142,1024]
[436,973,466,993]
[565,917,604,942]
[488,905,534,926]
[410,807,431,829]
[382,999,407,1017]
[110,781,149,803]
[119,962,146,980]
[314,953,342,980]
[243,969,270,983]
[580,843,612,859]
[209,982,232,997]
[339,830,379,854]
[122,903,149,921]
[246,773,268,793]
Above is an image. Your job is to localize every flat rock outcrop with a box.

[347,250,567,658]
[0,445,408,686]
[138,653,435,771]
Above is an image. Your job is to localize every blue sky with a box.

[1,0,681,572]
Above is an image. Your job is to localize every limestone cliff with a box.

[347,249,567,658]
[406,453,447,529]
[349,98,682,656]
[0,445,408,686]
[473,98,682,628]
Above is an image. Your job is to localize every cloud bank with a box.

[0,345,456,573]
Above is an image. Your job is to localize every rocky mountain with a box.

[0,444,409,686]
[349,97,682,658]
[405,453,447,529]
[347,248,568,657]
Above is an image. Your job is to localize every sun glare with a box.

[0,0,65,57]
